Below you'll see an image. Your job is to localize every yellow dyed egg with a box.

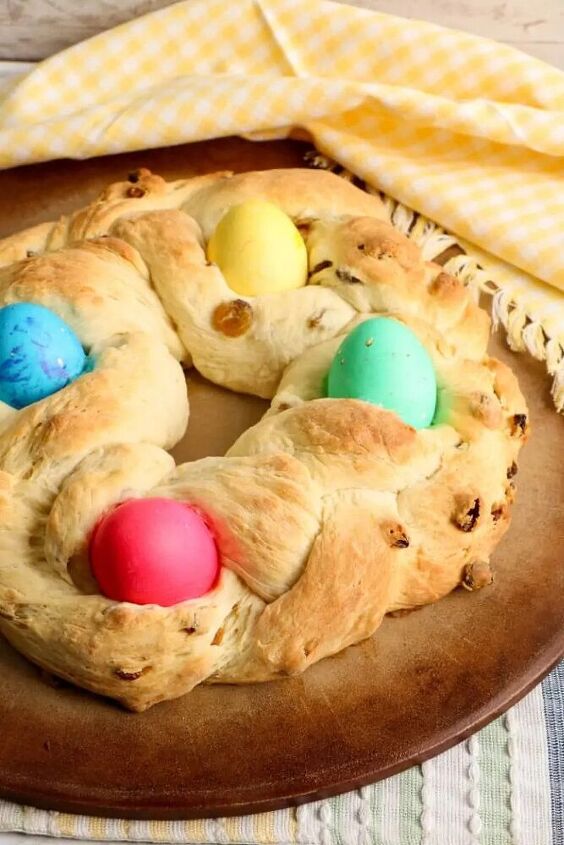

[207,199,308,297]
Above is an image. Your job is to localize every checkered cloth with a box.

[1,0,564,296]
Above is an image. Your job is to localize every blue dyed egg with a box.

[326,317,437,429]
[0,303,87,410]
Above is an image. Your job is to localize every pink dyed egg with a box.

[90,497,219,606]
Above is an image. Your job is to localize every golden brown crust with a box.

[0,167,528,710]
[0,238,186,362]
[307,217,490,360]
[239,494,397,678]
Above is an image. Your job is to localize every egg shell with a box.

[0,302,87,410]
[90,497,220,607]
[207,199,308,296]
[327,317,437,429]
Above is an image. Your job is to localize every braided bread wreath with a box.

[0,166,529,712]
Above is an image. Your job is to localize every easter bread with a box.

[0,167,528,710]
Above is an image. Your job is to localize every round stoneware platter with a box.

[0,139,562,819]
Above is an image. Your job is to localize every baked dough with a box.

[0,168,528,710]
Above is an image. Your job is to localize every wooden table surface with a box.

[0,0,562,68]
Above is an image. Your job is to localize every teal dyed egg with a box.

[327,317,437,429]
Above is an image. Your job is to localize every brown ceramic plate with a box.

[0,139,562,820]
